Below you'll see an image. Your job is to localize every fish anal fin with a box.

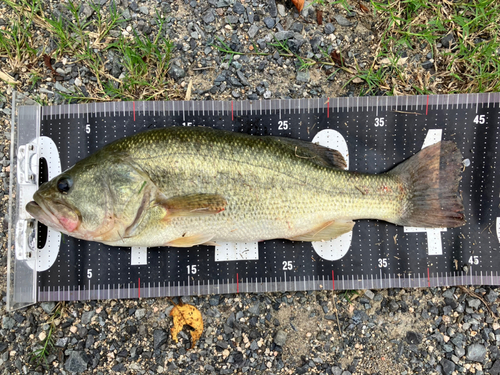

[288,220,354,242]
[166,233,215,248]
[156,193,227,218]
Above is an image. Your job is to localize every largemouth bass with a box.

[26,127,465,247]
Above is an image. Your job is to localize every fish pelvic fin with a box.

[389,141,465,228]
[166,233,215,247]
[157,193,227,218]
[288,220,354,242]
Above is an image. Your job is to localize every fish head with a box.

[26,156,152,244]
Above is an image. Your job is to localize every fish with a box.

[26,126,465,247]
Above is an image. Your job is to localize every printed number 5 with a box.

[87,269,92,278]
[85,124,91,134]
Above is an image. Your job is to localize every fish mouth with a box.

[26,195,80,233]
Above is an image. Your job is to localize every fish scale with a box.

[7,92,500,310]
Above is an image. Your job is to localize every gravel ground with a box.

[1,0,500,374]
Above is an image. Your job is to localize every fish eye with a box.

[57,176,73,194]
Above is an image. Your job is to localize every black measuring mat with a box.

[34,94,500,302]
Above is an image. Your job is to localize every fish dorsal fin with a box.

[288,220,354,242]
[156,193,227,218]
[269,137,347,169]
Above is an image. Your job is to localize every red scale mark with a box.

[133,101,136,121]
[138,277,141,298]
[425,95,429,115]
[332,270,335,290]
[327,98,330,118]
[427,268,430,287]
[236,273,239,293]
[231,101,234,121]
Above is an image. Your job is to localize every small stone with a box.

[55,81,71,94]
[246,25,259,39]
[203,10,215,23]
[81,311,95,325]
[263,90,272,99]
[135,309,146,319]
[80,3,94,19]
[466,343,486,362]
[334,15,352,26]
[65,351,88,373]
[154,330,168,350]
[138,6,148,15]
[405,331,422,345]
[41,302,56,314]
[441,33,455,48]
[264,17,275,29]
[468,298,481,309]
[39,332,47,341]
[277,4,286,16]
[233,1,245,14]
[248,303,260,315]
[331,367,343,375]
[490,360,500,375]
[296,70,310,83]
[55,338,69,348]
[169,65,185,80]
[421,60,433,70]
[74,77,82,87]
[486,290,499,303]
[2,317,16,330]
[364,290,375,300]
[274,330,287,346]
[275,31,294,41]
[209,295,220,306]
[440,358,456,375]
[235,71,248,86]
[268,0,278,17]
[247,7,255,23]
[290,22,303,32]
[231,90,241,98]
[325,23,335,35]
[455,346,465,357]
[129,1,138,11]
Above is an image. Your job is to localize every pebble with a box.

[296,70,310,83]
[274,330,287,346]
[325,23,335,35]
[467,343,487,362]
[334,15,352,26]
[65,351,88,373]
[41,302,56,314]
[233,1,245,14]
[203,9,215,23]
[441,358,456,375]
[135,308,146,319]
[2,317,15,330]
[421,60,433,70]
[264,17,275,29]
[169,65,186,80]
[441,33,455,48]
[153,329,168,349]
[248,25,260,39]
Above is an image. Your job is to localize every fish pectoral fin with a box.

[156,193,227,218]
[288,220,354,242]
[166,233,215,247]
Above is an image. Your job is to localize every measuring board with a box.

[7,92,500,310]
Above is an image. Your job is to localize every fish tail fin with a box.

[389,141,465,228]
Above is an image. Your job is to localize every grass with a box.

[0,0,176,101]
[31,302,66,366]
[0,0,499,101]
[365,0,500,94]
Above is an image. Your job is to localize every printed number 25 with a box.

[278,120,288,130]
